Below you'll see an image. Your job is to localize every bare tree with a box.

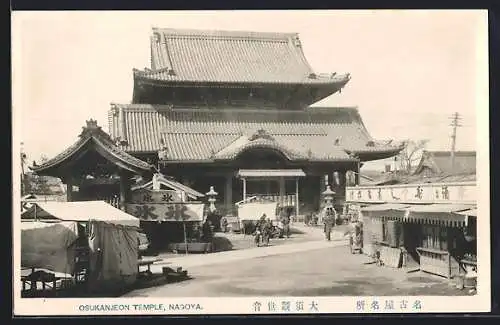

[396,139,429,174]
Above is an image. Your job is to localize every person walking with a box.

[254,214,267,247]
[262,217,273,246]
[281,209,291,239]
[323,209,335,241]
[220,217,228,233]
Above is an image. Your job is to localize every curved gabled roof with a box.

[31,120,153,178]
[134,27,351,88]
[213,130,309,161]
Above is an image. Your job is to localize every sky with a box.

[12,10,487,170]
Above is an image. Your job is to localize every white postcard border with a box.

[12,10,491,316]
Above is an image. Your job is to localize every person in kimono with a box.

[323,208,336,241]
[281,208,291,238]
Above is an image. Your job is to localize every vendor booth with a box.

[21,201,140,296]
[126,173,208,253]
[237,200,280,235]
[398,203,476,279]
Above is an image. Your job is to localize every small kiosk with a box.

[21,201,140,296]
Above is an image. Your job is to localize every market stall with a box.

[360,203,409,265]
[126,173,208,253]
[21,201,140,296]
[399,203,475,279]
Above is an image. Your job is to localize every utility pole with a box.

[20,142,26,195]
[449,112,462,172]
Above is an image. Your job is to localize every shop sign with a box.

[346,182,476,204]
[125,202,204,222]
[130,189,182,204]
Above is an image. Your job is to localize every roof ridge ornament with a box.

[86,119,99,129]
[292,35,302,47]
[248,128,274,141]
[79,119,102,138]
[152,32,161,44]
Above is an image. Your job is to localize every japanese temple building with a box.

[108,28,403,215]
[32,28,404,217]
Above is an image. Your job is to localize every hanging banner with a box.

[346,181,476,204]
[125,203,204,222]
[130,189,182,204]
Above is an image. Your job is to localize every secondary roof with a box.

[109,104,404,163]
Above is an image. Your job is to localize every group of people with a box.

[191,219,214,243]
[253,207,292,247]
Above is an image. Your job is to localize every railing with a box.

[235,196,258,207]
[101,196,120,208]
[236,194,297,207]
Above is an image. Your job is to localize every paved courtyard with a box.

[126,234,473,297]
[154,223,347,260]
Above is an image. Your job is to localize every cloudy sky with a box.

[12,10,487,170]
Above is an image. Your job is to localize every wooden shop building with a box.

[346,178,477,280]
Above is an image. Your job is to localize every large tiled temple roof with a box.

[108,104,404,163]
[133,28,350,86]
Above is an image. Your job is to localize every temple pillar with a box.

[66,176,73,202]
[225,175,233,214]
[295,178,300,218]
[279,177,285,206]
[242,178,247,201]
[356,161,361,185]
[119,169,130,211]
[319,174,326,205]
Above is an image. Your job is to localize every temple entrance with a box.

[231,147,304,216]
[246,178,279,198]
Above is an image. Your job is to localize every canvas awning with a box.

[237,169,306,178]
[21,201,140,228]
[361,203,410,220]
[453,208,477,217]
[399,203,475,227]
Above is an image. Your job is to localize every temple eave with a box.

[350,148,404,162]
[133,71,350,88]
[31,122,154,180]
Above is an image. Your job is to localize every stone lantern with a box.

[321,185,336,225]
[206,186,218,213]
[322,185,336,208]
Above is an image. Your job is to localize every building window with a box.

[421,225,448,251]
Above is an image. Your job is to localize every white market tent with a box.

[21,201,140,228]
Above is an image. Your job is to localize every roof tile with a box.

[135,28,350,85]
[110,104,401,162]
